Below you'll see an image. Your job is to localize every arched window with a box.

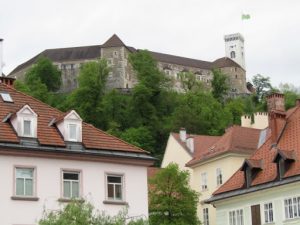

[230,51,236,58]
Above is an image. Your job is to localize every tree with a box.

[149,163,200,225]
[171,92,231,135]
[224,98,246,125]
[278,83,300,110]
[178,72,204,92]
[66,59,109,126]
[25,56,62,92]
[211,69,229,103]
[39,201,148,225]
[252,74,272,102]
[120,127,155,152]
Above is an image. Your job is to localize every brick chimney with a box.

[267,93,286,145]
[0,76,15,87]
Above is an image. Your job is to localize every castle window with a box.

[235,75,238,79]
[113,51,118,58]
[230,51,236,59]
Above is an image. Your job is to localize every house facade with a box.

[9,33,248,94]
[0,79,154,225]
[161,126,264,225]
[207,94,300,225]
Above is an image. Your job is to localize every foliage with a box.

[278,83,300,110]
[211,69,229,103]
[120,127,155,152]
[178,71,204,92]
[39,201,148,225]
[66,59,109,126]
[25,56,61,92]
[224,98,246,125]
[171,91,231,135]
[252,74,272,102]
[149,163,200,225]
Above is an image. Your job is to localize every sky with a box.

[0,0,299,87]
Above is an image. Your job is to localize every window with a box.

[15,168,34,196]
[201,172,208,191]
[203,208,209,225]
[106,175,123,201]
[63,171,80,199]
[113,51,118,58]
[216,168,223,186]
[0,92,13,102]
[264,202,274,223]
[230,51,236,59]
[23,120,32,136]
[284,196,300,219]
[68,124,77,141]
[229,209,244,225]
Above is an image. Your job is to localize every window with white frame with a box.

[229,209,244,225]
[264,202,274,223]
[201,172,208,191]
[15,167,34,196]
[106,175,123,201]
[23,119,32,137]
[203,208,209,225]
[63,171,80,199]
[68,124,77,141]
[284,196,300,219]
[216,168,223,186]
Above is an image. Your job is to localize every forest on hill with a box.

[14,50,300,163]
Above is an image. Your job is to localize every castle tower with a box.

[224,33,245,70]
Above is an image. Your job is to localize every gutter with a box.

[0,142,156,161]
[205,175,300,204]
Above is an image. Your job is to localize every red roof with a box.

[171,132,221,159]
[187,126,262,166]
[214,105,300,195]
[0,83,147,153]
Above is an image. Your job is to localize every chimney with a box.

[186,137,194,153]
[0,76,15,87]
[267,93,286,145]
[179,128,186,142]
[266,93,285,113]
[0,38,3,76]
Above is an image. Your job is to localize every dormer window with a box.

[241,159,263,188]
[23,119,32,136]
[273,149,295,180]
[10,105,38,138]
[55,110,82,142]
[68,124,77,141]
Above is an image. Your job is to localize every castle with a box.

[9,33,248,94]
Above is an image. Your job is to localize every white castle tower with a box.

[224,33,245,70]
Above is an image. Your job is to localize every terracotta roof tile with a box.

[214,106,300,195]
[187,126,261,166]
[0,83,146,153]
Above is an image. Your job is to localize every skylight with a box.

[0,92,13,103]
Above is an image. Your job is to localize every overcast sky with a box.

[1,0,299,87]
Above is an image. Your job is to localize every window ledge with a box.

[283,217,300,223]
[58,198,85,203]
[103,200,128,206]
[11,196,39,201]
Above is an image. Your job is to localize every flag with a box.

[241,14,251,20]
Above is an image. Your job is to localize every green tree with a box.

[25,56,62,92]
[149,163,200,225]
[120,127,155,152]
[39,201,148,225]
[252,74,272,102]
[278,83,300,110]
[178,72,204,92]
[211,69,229,103]
[224,98,246,125]
[171,92,231,135]
[66,59,109,126]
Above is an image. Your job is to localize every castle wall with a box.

[219,66,247,94]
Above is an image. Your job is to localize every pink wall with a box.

[0,155,149,224]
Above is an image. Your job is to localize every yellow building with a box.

[162,126,265,225]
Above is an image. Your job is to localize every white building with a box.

[0,79,154,225]
[224,33,246,69]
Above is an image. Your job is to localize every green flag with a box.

[241,14,251,20]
